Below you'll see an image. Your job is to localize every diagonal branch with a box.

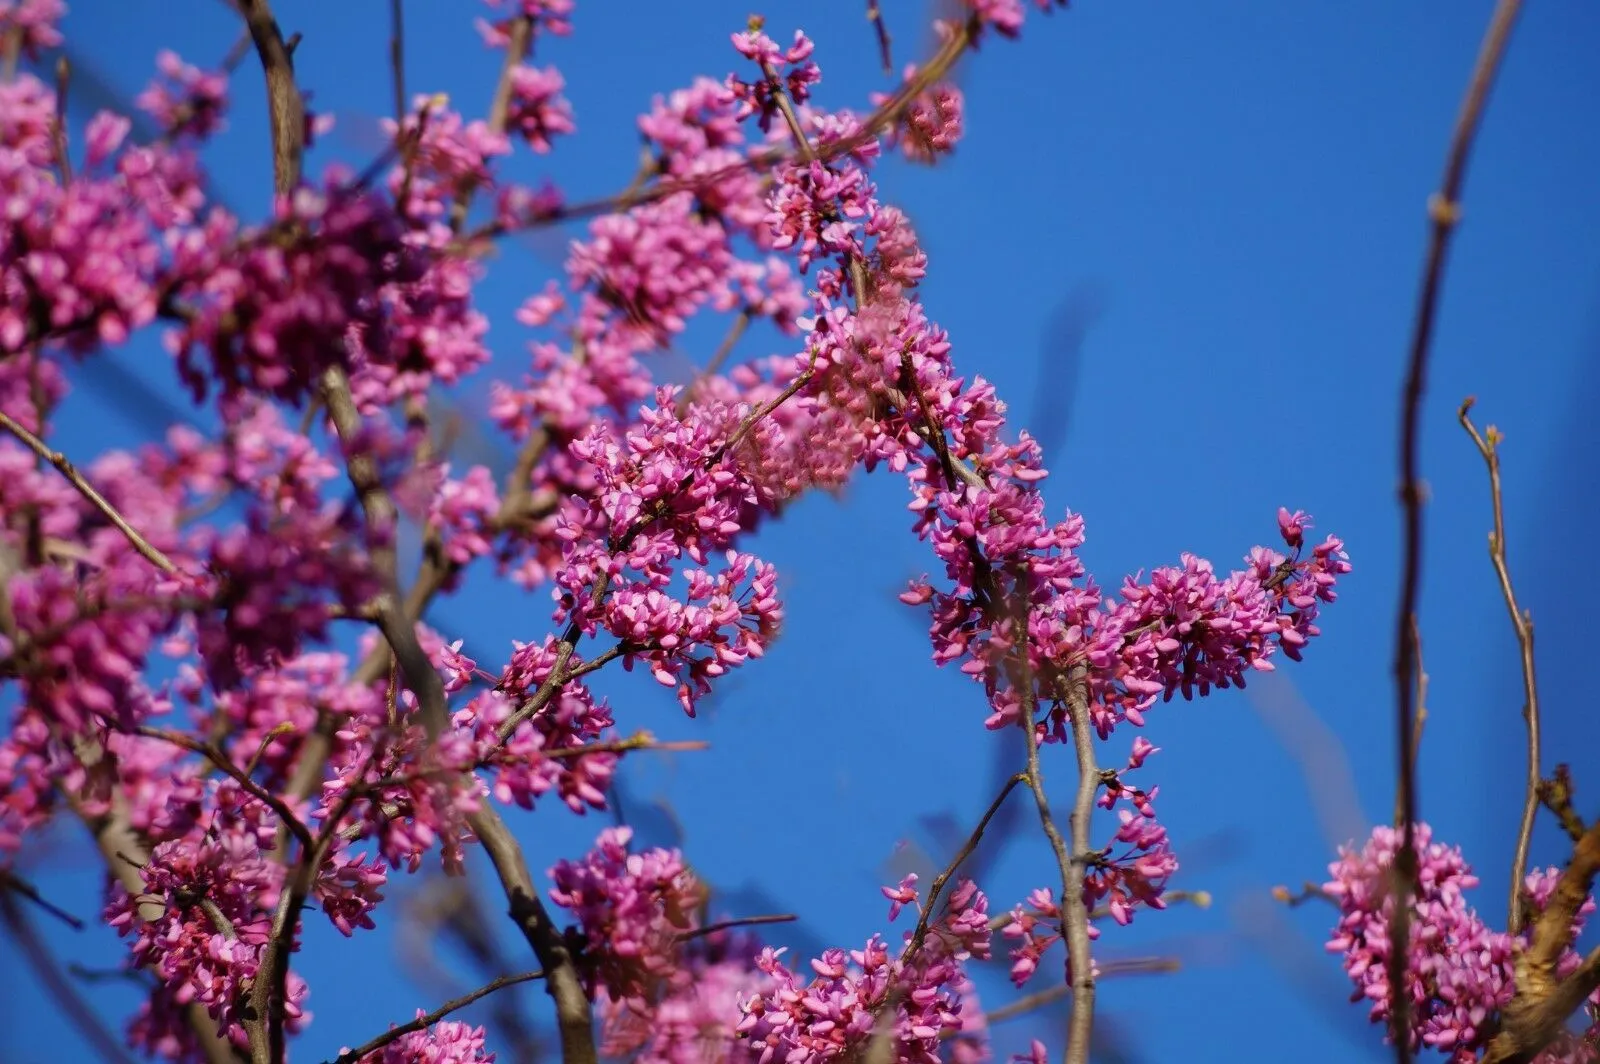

[329,970,544,1064]
[0,409,183,577]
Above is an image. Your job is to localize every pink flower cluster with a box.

[1325,823,1600,1061]
[549,826,706,1006]
[734,877,993,1064]
[0,3,1354,1062]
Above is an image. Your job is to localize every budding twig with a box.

[1459,399,1543,933]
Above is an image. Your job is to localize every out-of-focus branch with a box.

[985,959,1182,1025]
[1,892,143,1064]
[1458,399,1542,933]
[1388,1,1524,1055]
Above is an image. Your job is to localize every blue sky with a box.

[5,3,1600,1062]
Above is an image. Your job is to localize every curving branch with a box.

[1387,1,1524,1056]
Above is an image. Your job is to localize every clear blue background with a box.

[4,2,1599,1062]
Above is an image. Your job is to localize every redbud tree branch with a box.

[1388,1,1523,1056]
[233,8,597,1064]
[1484,819,1600,1063]
[1,404,236,1062]
[1042,665,1098,1064]
[0,409,183,577]
[1458,399,1542,933]
[328,969,545,1064]
[453,13,977,248]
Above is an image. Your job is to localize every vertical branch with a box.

[1389,2,1523,1056]
[388,0,406,123]
[1024,665,1096,1064]
[233,8,595,1064]
[1458,400,1541,933]
[238,0,304,193]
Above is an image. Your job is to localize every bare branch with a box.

[1389,1,1524,1054]
[1459,399,1542,933]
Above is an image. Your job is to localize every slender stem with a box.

[1458,399,1541,933]
[329,970,544,1064]
[677,913,796,942]
[129,726,316,854]
[0,410,182,577]
[1388,1,1523,1055]
[906,772,1026,960]
[1033,666,1098,1064]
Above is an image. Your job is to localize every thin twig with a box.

[907,772,1027,959]
[1271,882,1338,909]
[677,913,797,942]
[0,410,182,576]
[1459,399,1541,933]
[388,0,405,124]
[985,960,1182,1025]
[1389,1,1524,1055]
[328,970,544,1064]
[866,0,893,74]
[0,866,84,929]
[129,725,316,854]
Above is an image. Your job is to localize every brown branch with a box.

[51,54,71,182]
[0,409,182,576]
[1040,665,1098,1064]
[1388,1,1524,1055]
[677,913,796,942]
[1538,765,1585,844]
[63,775,245,1064]
[1483,820,1600,1063]
[866,0,893,74]
[907,771,1027,960]
[387,0,405,124]
[1459,399,1542,933]
[328,970,544,1064]
[129,726,316,854]
[0,865,84,929]
[238,0,303,194]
